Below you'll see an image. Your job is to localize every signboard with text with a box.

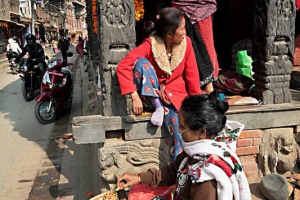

[92,0,98,34]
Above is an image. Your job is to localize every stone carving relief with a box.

[102,0,134,26]
[258,128,300,175]
[98,138,170,191]
[252,0,295,104]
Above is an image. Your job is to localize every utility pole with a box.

[31,0,35,35]
[60,1,67,36]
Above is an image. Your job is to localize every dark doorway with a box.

[214,0,255,70]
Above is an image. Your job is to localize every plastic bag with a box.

[235,50,253,79]
[128,184,175,200]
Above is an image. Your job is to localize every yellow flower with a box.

[134,0,144,21]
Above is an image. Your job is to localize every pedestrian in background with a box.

[58,34,69,63]
[76,36,84,58]
[6,38,22,54]
[51,38,58,53]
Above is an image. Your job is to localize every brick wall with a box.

[236,130,262,183]
[294,35,300,66]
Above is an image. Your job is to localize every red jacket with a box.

[116,35,203,111]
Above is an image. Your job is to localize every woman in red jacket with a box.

[116,7,203,160]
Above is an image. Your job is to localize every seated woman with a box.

[116,7,203,161]
[117,91,251,200]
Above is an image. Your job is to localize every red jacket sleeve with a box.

[184,37,204,95]
[116,39,152,95]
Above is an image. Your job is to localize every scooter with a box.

[6,50,19,74]
[19,56,48,101]
[34,52,73,124]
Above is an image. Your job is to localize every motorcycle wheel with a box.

[21,81,34,101]
[35,100,56,124]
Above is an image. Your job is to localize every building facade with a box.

[0,0,86,53]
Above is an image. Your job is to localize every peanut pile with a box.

[103,191,118,200]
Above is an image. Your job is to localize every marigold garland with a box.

[134,0,144,21]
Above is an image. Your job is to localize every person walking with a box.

[58,34,69,63]
[76,36,84,58]
[51,38,58,53]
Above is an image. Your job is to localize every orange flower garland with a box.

[134,0,144,21]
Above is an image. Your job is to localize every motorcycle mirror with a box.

[67,52,73,57]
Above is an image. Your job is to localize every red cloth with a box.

[297,0,300,10]
[116,37,203,111]
[128,184,175,200]
[196,16,219,80]
[172,0,217,24]
[294,35,300,66]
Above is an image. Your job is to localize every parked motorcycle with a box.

[34,52,73,124]
[6,50,19,74]
[18,57,49,101]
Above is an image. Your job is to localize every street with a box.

[0,48,78,200]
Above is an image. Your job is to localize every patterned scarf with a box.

[176,121,251,200]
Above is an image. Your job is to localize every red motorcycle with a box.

[34,52,73,124]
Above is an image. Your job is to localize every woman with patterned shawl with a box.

[117,91,251,200]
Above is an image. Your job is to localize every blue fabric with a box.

[133,58,183,160]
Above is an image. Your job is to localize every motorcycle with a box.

[34,52,74,124]
[18,57,49,101]
[6,50,19,74]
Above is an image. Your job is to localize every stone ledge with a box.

[73,97,300,144]
[72,115,168,144]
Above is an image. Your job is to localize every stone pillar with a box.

[252,0,296,104]
[98,0,136,116]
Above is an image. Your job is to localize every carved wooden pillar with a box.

[86,0,100,58]
[98,0,136,116]
[252,0,296,104]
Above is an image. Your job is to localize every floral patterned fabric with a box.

[176,138,251,200]
[133,58,183,161]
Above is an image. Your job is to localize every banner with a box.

[19,0,28,8]
[36,0,44,4]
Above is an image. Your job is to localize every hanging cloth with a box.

[184,13,214,86]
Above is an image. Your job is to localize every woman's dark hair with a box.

[180,91,229,137]
[142,20,155,38]
[154,7,183,38]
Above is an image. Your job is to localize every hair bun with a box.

[208,91,229,114]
